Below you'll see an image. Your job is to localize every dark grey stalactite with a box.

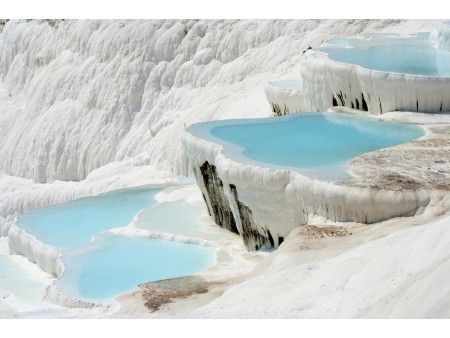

[267,230,274,247]
[229,184,271,250]
[361,93,368,111]
[332,96,338,106]
[337,91,345,106]
[271,103,282,116]
[199,162,238,234]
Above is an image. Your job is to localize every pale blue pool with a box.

[269,79,303,90]
[187,113,424,180]
[319,36,450,76]
[16,187,161,249]
[14,184,217,302]
[55,235,215,301]
[136,201,209,237]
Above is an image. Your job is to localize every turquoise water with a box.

[14,184,216,302]
[136,201,209,237]
[269,79,303,90]
[320,37,450,76]
[188,113,423,179]
[56,235,215,301]
[17,188,161,249]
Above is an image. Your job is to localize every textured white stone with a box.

[8,223,62,276]
[1,19,449,318]
[1,19,439,184]
[194,212,450,318]
[264,81,305,114]
[300,49,450,114]
[182,126,440,249]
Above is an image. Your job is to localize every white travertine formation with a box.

[8,224,62,276]
[194,211,450,318]
[264,81,305,115]
[182,127,439,250]
[0,19,338,183]
[2,20,437,183]
[300,51,450,114]
[2,19,450,317]
[44,284,116,312]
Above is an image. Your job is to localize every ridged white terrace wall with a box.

[182,130,432,250]
[8,224,62,276]
[0,19,344,183]
[300,51,450,114]
[1,19,436,183]
[264,83,305,115]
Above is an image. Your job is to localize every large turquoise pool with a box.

[56,235,215,301]
[187,113,424,179]
[319,36,450,76]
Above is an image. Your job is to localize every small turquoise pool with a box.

[55,235,215,301]
[187,113,424,179]
[319,36,450,76]
[16,187,161,249]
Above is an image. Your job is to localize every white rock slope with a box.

[1,19,448,318]
[1,19,438,183]
[194,213,450,318]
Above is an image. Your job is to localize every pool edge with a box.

[182,117,447,251]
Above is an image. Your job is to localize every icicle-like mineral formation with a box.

[182,128,435,250]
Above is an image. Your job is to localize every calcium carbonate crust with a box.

[8,223,62,276]
[300,50,450,114]
[0,19,328,183]
[1,19,438,183]
[264,83,305,115]
[2,19,448,316]
[182,129,437,250]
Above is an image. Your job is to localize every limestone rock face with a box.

[194,161,275,250]
[229,184,273,250]
[182,117,448,251]
[264,82,305,115]
[300,50,450,115]
[197,161,238,234]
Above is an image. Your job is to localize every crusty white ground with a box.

[1,19,449,318]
